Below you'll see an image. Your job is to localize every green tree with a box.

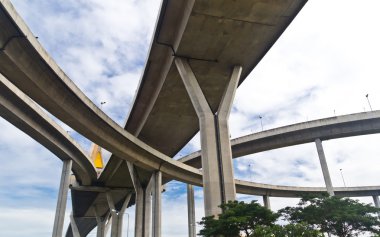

[252,223,323,237]
[279,194,380,237]
[198,200,279,237]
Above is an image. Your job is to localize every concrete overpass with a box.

[0,73,97,185]
[3,0,380,236]
[0,0,308,226]
[180,110,380,168]
[2,68,380,235]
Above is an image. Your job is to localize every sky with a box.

[1,0,380,236]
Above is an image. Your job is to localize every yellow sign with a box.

[90,144,104,169]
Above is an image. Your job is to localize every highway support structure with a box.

[373,196,380,208]
[94,207,111,237]
[106,192,132,237]
[187,184,196,237]
[175,58,242,217]
[70,213,83,237]
[52,160,72,237]
[263,195,271,209]
[315,138,335,196]
[128,162,162,237]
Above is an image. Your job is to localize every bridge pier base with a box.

[175,58,242,217]
[263,195,271,209]
[106,192,132,237]
[315,139,335,196]
[52,159,72,237]
[187,184,196,237]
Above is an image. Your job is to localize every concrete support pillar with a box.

[175,58,242,217]
[106,192,132,237]
[70,213,81,237]
[52,160,72,237]
[127,162,154,237]
[105,215,112,236]
[263,195,271,210]
[315,139,334,196]
[94,207,110,237]
[152,171,162,237]
[373,195,380,208]
[95,216,106,237]
[187,184,196,237]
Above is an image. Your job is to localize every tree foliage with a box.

[252,223,323,237]
[279,194,380,237]
[198,200,278,237]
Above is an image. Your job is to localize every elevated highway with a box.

[3,0,378,236]
[180,111,380,168]
[0,0,309,233]
[0,74,96,185]
[2,69,380,235]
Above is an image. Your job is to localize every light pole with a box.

[366,94,373,111]
[259,116,263,131]
[248,164,253,181]
[340,168,346,187]
[100,101,106,110]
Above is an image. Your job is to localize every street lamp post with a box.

[248,164,253,181]
[366,94,373,111]
[100,101,106,110]
[340,168,347,187]
[259,116,263,131]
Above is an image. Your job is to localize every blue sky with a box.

[1,0,380,236]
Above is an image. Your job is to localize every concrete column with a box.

[105,215,112,236]
[152,171,162,237]
[52,159,72,237]
[187,184,196,237]
[175,58,242,217]
[94,207,110,237]
[127,162,153,237]
[106,192,132,237]
[95,216,106,237]
[70,213,80,237]
[315,139,334,196]
[216,66,242,202]
[373,195,380,208]
[263,195,271,210]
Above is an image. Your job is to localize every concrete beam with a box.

[52,160,72,237]
[315,139,334,196]
[187,184,196,237]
